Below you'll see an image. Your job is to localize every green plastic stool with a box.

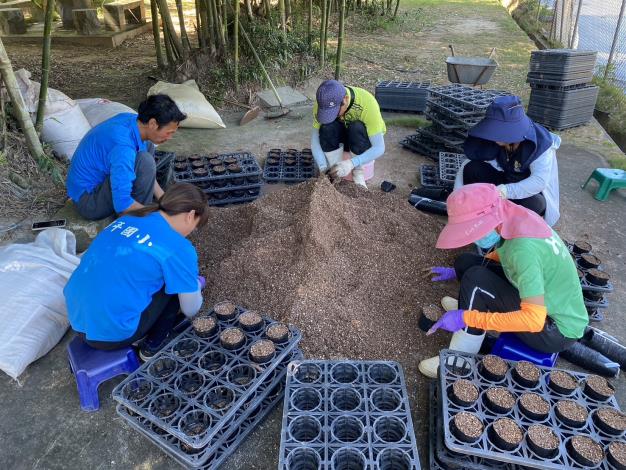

[581,168,626,201]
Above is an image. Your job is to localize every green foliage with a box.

[384,115,428,127]
[348,5,429,33]
[592,65,626,114]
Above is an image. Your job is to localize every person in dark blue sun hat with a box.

[457,95,561,226]
[310,80,387,189]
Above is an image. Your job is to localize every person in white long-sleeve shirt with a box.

[456,95,560,226]
[311,80,386,188]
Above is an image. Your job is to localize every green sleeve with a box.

[312,102,320,129]
[361,96,386,136]
[505,248,545,299]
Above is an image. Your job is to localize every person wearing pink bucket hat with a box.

[418,183,588,379]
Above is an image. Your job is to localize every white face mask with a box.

[475,230,502,249]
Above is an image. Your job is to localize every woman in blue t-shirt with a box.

[64,183,209,360]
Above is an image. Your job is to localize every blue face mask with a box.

[475,230,502,249]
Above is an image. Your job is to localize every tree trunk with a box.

[285,0,291,26]
[307,0,312,49]
[150,0,165,67]
[0,38,45,160]
[320,0,327,67]
[234,0,239,88]
[36,0,55,133]
[334,0,345,79]
[210,0,226,53]
[156,0,184,59]
[175,0,191,53]
[72,9,101,35]
[393,0,399,18]
[244,0,253,21]
[262,0,272,25]
[324,0,330,51]
[204,0,216,54]
[278,0,286,37]
[0,9,27,35]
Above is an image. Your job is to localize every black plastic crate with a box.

[263,148,319,183]
[438,152,466,183]
[112,303,301,450]
[278,360,421,470]
[376,81,430,113]
[117,348,302,468]
[428,85,512,111]
[173,152,262,186]
[420,164,452,189]
[438,349,623,469]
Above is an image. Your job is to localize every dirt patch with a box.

[194,178,454,359]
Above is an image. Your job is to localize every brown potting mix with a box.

[192,315,216,335]
[480,355,508,377]
[266,323,289,342]
[250,339,276,361]
[586,375,615,398]
[549,370,577,391]
[514,360,540,383]
[422,305,441,322]
[238,310,262,328]
[597,408,626,431]
[609,441,626,466]
[220,327,245,348]
[581,253,601,267]
[528,424,559,450]
[452,379,479,404]
[453,412,483,439]
[570,435,604,464]
[556,400,588,423]
[519,393,550,416]
[492,418,523,445]
[193,179,454,359]
[485,387,515,410]
[213,301,237,319]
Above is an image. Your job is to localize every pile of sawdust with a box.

[194,178,455,360]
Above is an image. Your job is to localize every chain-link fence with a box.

[544,0,626,89]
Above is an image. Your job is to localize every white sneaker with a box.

[441,296,459,311]
[351,166,368,189]
[418,356,439,379]
[418,329,486,378]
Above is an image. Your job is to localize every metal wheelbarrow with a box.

[446,45,498,86]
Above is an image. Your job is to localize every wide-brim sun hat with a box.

[316,80,346,125]
[436,183,552,249]
[468,95,534,144]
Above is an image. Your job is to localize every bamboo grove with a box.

[151,0,401,84]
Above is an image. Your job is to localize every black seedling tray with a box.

[438,152,466,183]
[420,126,466,147]
[376,80,431,93]
[401,134,441,160]
[173,152,262,185]
[429,382,521,470]
[428,85,511,111]
[117,348,302,468]
[438,349,623,469]
[112,305,301,450]
[263,149,319,183]
[278,360,421,470]
[421,164,452,189]
[526,76,593,88]
[427,97,487,119]
[155,150,175,187]
[376,82,430,113]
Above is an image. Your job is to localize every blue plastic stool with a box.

[67,335,140,412]
[491,333,558,368]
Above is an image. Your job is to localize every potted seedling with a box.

[512,361,541,388]
[527,424,560,458]
[579,253,601,270]
[518,392,550,421]
[220,327,245,350]
[449,378,479,407]
[484,386,515,414]
[489,417,523,451]
[213,300,237,321]
[548,370,577,395]
[586,268,610,286]
[266,322,290,343]
[223,156,238,165]
[209,158,222,167]
[573,240,592,254]
[479,354,508,382]
[593,407,626,435]
[608,441,626,470]
[583,374,615,401]
[451,411,483,443]
[250,339,276,363]
[238,310,263,331]
[192,315,217,338]
[567,435,604,466]
[555,400,588,428]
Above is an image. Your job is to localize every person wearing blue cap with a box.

[311,80,386,188]
[456,95,561,226]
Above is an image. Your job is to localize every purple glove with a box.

[430,267,457,282]
[198,275,206,289]
[427,310,466,335]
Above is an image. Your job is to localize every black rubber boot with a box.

[560,342,620,378]
[580,326,626,370]
[408,194,447,216]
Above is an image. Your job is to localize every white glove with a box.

[330,159,354,178]
[496,184,508,200]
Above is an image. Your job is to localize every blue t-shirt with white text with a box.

[64,212,198,342]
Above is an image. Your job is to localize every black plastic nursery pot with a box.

[526,424,560,458]
[418,305,441,332]
[584,374,616,401]
[478,354,508,382]
[518,392,550,421]
[579,253,602,270]
[608,441,626,470]
[266,323,290,343]
[484,386,516,414]
[449,379,479,407]
[250,339,276,363]
[586,268,610,286]
[238,310,263,332]
[573,240,592,254]
[555,400,588,428]
[548,370,578,395]
[451,412,484,443]
[592,407,626,435]
[567,435,604,467]
[192,315,217,338]
[220,327,245,350]
[213,300,237,321]
[488,418,524,451]
[512,361,541,388]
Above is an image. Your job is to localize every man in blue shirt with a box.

[66,95,186,220]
